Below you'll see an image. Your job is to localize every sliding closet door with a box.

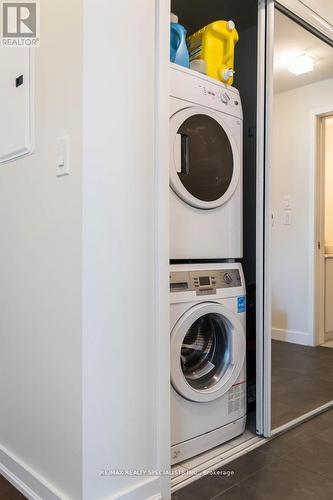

[263,0,333,437]
[262,0,274,438]
[256,0,273,438]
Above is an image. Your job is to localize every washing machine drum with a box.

[171,303,245,402]
[170,107,240,210]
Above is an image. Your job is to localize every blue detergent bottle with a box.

[170,14,190,68]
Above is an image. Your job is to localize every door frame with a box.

[312,110,333,347]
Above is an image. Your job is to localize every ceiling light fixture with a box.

[288,54,314,75]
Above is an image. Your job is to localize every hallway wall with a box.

[272,77,333,346]
[0,1,83,498]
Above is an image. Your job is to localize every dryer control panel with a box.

[170,268,241,295]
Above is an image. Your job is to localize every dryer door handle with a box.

[180,133,190,175]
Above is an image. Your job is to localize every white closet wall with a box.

[82,1,165,499]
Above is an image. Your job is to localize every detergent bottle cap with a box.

[171,13,179,23]
[227,20,235,32]
[222,68,235,82]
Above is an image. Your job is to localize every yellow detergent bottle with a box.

[188,20,239,85]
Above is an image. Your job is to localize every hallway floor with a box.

[271,339,333,428]
[1,410,332,499]
[173,408,333,500]
[0,475,25,499]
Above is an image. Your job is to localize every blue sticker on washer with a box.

[237,296,246,313]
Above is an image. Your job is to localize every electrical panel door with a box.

[0,47,33,164]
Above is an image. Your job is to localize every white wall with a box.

[0,1,83,499]
[272,77,333,346]
[325,119,333,247]
[82,1,168,499]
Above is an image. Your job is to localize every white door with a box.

[170,302,246,403]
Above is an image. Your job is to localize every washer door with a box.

[171,303,246,403]
[170,107,240,210]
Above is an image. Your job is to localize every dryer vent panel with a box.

[0,47,33,164]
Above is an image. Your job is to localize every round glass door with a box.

[181,313,231,390]
[170,107,240,210]
[171,303,246,403]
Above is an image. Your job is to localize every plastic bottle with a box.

[187,20,239,85]
[170,13,190,68]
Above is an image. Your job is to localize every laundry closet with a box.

[168,0,260,484]
[164,0,333,494]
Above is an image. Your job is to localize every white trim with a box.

[263,0,275,438]
[272,327,312,345]
[154,0,171,499]
[0,444,63,500]
[171,435,265,493]
[112,477,162,500]
[256,0,268,437]
[276,0,333,40]
[271,400,333,436]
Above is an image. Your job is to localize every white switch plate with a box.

[56,135,70,177]
[283,210,292,225]
[283,196,292,209]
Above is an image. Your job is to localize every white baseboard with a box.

[113,476,162,500]
[272,328,312,346]
[0,445,163,500]
[0,444,64,500]
[325,331,333,341]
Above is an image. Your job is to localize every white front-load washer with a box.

[170,263,247,465]
[170,63,243,260]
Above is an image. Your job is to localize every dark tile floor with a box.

[271,339,333,429]
[0,474,26,499]
[173,408,333,500]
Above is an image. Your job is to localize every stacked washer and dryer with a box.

[169,63,247,465]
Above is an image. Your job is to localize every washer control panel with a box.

[170,268,241,295]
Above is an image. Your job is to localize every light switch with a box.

[56,135,70,177]
[283,210,292,225]
[283,196,292,209]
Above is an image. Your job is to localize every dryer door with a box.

[170,107,240,210]
[171,302,246,402]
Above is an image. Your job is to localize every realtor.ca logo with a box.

[1,1,40,46]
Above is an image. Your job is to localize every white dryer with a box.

[170,63,243,260]
[170,263,247,465]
